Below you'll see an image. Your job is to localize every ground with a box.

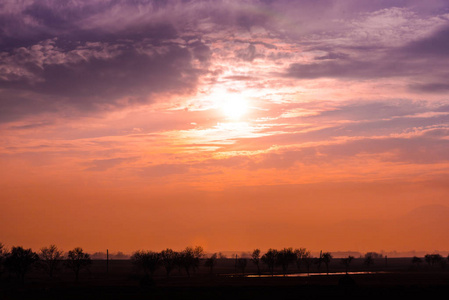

[1,258,449,299]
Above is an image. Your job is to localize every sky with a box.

[1,0,449,255]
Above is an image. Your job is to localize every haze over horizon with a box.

[1,0,449,254]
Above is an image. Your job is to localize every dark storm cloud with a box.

[0,39,202,121]
[286,25,449,80]
[286,60,399,79]
[309,100,433,122]
[0,0,214,122]
[411,82,449,93]
[401,25,449,58]
[0,1,108,49]
[1,39,196,98]
[236,44,260,62]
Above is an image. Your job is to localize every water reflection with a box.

[226,271,388,277]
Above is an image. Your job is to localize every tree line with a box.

[0,243,91,283]
[1,242,449,283]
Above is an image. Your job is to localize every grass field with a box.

[2,258,449,299]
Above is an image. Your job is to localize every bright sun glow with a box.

[220,97,248,120]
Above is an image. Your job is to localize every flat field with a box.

[1,258,449,299]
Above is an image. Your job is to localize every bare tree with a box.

[424,254,432,266]
[276,248,296,276]
[160,248,178,277]
[321,252,332,275]
[341,256,354,274]
[0,243,5,278]
[4,246,39,283]
[314,251,323,272]
[251,249,261,276]
[364,253,374,270]
[261,249,278,276]
[294,248,307,273]
[65,247,92,282]
[302,252,313,276]
[39,244,63,278]
[131,250,160,277]
[204,253,217,275]
[236,258,248,275]
[425,254,443,268]
[365,252,382,259]
[179,246,203,277]
[411,256,422,268]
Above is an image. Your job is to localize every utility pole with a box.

[235,254,238,276]
[107,249,109,274]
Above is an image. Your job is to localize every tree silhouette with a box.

[365,252,382,259]
[302,252,313,276]
[131,250,160,277]
[294,248,307,273]
[321,252,332,275]
[424,254,432,267]
[204,253,217,275]
[340,256,354,274]
[4,246,39,283]
[314,251,323,272]
[411,256,422,268]
[179,246,203,277]
[433,254,443,268]
[364,253,374,270]
[251,249,261,276]
[261,249,278,276]
[236,258,248,275]
[276,248,296,276]
[425,254,443,268]
[0,243,5,278]
[65,247,92,282]
[160,248,178,277]
[39,244,63,278]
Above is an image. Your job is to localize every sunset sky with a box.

[1,0,449,255]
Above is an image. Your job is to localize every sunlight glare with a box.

[220,96,248,120]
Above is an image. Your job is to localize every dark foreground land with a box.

[2,258,449,299]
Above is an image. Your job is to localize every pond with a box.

[224,271,388,277]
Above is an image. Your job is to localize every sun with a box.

[220,96,249,120]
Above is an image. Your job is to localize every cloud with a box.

[410,82,449,93]
[235,44,259,62]
[201,99,449,170]
[140,131,449,175]
[141,163,190,177]
[1,40,203,119]
[0,1,215,122]
[401,25,449,58]
[284,12,449,83]
[85,157,137,172]
[314,52,349,60]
